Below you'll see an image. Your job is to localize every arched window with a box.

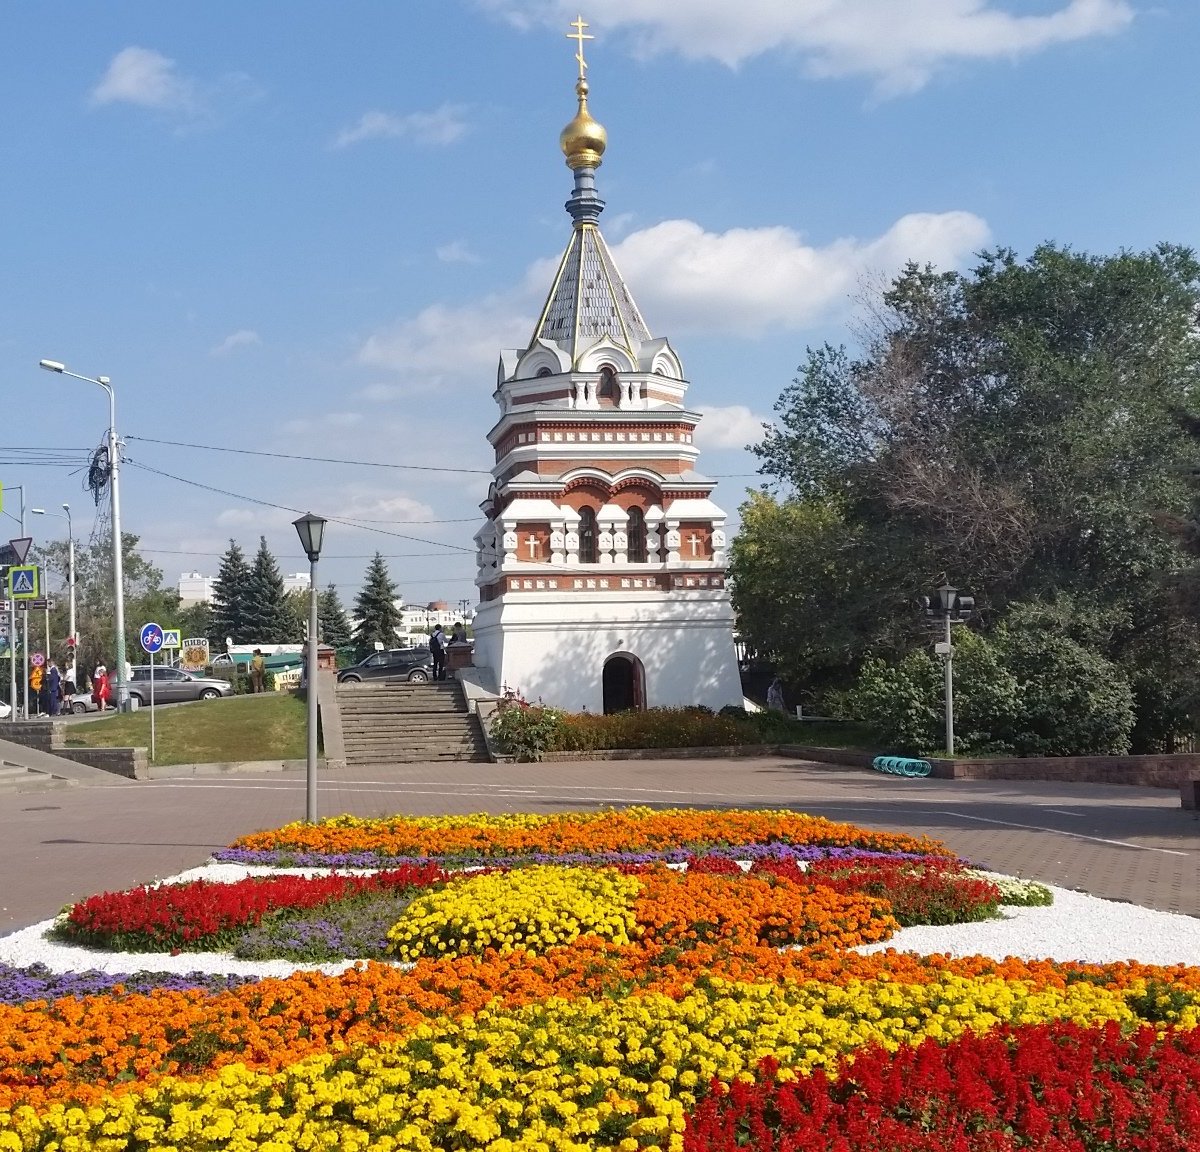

[627,507,648,563]
[536,367,553,377]
[579,506,599,564]
[598,366,618,405]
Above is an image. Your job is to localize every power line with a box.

[126,435,492,475]
[121,433,758,478]
[143,547,472,560]
[122,459,475,553]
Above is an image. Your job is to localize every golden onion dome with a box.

[560,78,607,170]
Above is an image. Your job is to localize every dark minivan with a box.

[336,648,433,684]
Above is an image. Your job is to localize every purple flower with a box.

[0,962,256,1005]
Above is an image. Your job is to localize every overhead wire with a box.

[122,459,475,553]
[125,435,492,475]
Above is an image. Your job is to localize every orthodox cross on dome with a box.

[567,15,593,80]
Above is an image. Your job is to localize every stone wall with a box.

[0,723,58,753]
[926,754,1200,789]
[51,747,147,779]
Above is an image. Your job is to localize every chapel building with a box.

[471,37,743,714]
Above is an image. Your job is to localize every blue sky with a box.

[1,0,1195,612]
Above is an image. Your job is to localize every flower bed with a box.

[0,806,1194,1151]
[54,863,446,951]
[221,806,947,865]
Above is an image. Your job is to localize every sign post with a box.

[140,622,164,760]
[3,538,30,724]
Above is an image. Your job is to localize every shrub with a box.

[844,650,942,754]
[995,607,1135,755]
[559,707,744,750]
[489,697,567,762]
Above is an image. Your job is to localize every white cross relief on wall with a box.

[688,533,703,557]
[526,536,540,559]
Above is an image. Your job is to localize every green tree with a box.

[211,540,252,646]
[279,590,309,643]
[749,243,1200,737]
[243,537,291,643]
[176,601,214,644]
[352,553,401,654]
[730,490,914,698]
[33,533,179,679]
[318,584,353,648]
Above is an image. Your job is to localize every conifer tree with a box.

[318,583,353,649]
[243,536,290,643]
[211,540,251,645]
[353,553,402,653]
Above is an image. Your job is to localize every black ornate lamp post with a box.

[292,512,326,822]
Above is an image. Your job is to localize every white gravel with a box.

[2,862,1198,978]
[856,883,1200,967]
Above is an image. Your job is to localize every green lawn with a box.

[64,693,311,766]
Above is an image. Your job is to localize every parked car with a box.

[126,666,235,706]
[68,691,98,715]
[337,647,433,684]
[0,700,9,720]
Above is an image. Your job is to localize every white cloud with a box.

[356,209,987,388]
[358,297,532,379]
[337,488,437,524]
[436,240,482,264]
[693,405,769,451]
[480,0,1133,93]
[608,211,990,336]
[215,508,263,528]
[333,104,469,148]
[210,329,261,356]
[91,46,194,110]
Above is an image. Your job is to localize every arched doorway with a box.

[603,654,644,714]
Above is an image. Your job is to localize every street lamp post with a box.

[31,504,75,675]
[39,361,128,711]
[922,583,976,757]
[293,512,326,824]
[2,486,27,721]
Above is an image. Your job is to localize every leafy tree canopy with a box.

[740,243,1200,749]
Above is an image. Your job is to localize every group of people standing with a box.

[19,657,113,716]
[428,621,467,682]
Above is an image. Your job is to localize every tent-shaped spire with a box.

[528,29,653,364]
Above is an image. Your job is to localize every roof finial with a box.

[559,14,607,180]
[567,15,593,81]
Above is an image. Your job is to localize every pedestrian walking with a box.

[429,625,447,681]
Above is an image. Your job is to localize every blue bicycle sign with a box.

[140,622,165,654]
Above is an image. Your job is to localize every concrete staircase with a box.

[336,680,490,765]
[0,757,74,793]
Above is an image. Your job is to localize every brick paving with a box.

[1,756,1197,934]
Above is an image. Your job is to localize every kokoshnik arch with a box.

[470,20,743,715]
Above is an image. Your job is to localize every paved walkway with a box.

[1,757,1197,933]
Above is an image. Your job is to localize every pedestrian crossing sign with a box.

[7,565,37,599]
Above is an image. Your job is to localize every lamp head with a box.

[61,503,70,513]
[39,360,65,373]
[31,508,45,516]
[292,512,327,562]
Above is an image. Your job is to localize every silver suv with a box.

[127,666,234,707]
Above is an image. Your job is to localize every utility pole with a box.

[39,362,128,710]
